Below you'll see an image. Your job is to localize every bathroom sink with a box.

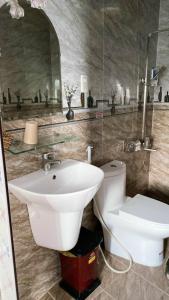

[8,159,104,251]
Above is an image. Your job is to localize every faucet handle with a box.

[42,152,57,160]
[86,145,94,164]
[86,145,94,152]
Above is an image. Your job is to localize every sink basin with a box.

[8,159,104,251]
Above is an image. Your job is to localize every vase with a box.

[66,98,74,120]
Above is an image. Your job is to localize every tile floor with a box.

[41,252,169,300]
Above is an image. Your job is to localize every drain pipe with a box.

[141,33,151,142]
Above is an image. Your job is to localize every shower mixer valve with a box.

[124,139,141,152]
[124,137,157,153]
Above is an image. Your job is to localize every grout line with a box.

[131,268,169,297]
[102,289,115,299]
[48,280,61,293]
[91,286,105,299]
[48,291,55,300]
[42,279,61,300]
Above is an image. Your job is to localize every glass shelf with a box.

[8,134,79,155]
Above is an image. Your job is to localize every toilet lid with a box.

[119,194,169,225]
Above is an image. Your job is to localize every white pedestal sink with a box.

[8,159,104,251]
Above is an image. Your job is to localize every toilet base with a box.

[103,228,164,267]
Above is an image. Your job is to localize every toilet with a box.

[94,160,169,267]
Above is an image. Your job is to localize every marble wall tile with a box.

[101,112,150,195]
[103,0,160,103]
[137,0,160,104]
[148,109,169,206]
[17,248,60,300]
[103,0,139,100]
[42,0,104,107]
[0,4,60,102]
[154,0,169,102]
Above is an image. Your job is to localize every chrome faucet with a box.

[42,152,61,171]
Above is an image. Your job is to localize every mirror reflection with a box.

[0,1,61,120]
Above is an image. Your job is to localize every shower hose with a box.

[94,199,133,274]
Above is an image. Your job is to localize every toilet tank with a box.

[94,160,126,216]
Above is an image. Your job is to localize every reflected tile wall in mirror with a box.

[0,0,61,120]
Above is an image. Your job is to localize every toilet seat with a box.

[119,194,169,227]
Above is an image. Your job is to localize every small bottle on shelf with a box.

[147,89,150,102]
[3,92,7,104]
[87,90,94,108]
[8,88,11,104]
[158,86,162,102]
[39,89,42,102]
[164,91,169,102]
[34,94,39,103]
[81,92,85,107]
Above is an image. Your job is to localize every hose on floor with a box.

[94,199,133,274]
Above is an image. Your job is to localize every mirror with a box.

[0,1,62,120]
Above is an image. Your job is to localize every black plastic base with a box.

[59,278,101,300]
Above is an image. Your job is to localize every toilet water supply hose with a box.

[94,199,133,274]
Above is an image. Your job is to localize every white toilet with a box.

[94,160,169,267]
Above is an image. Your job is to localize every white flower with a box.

[30,0,47,9]
[64,83,77,100]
